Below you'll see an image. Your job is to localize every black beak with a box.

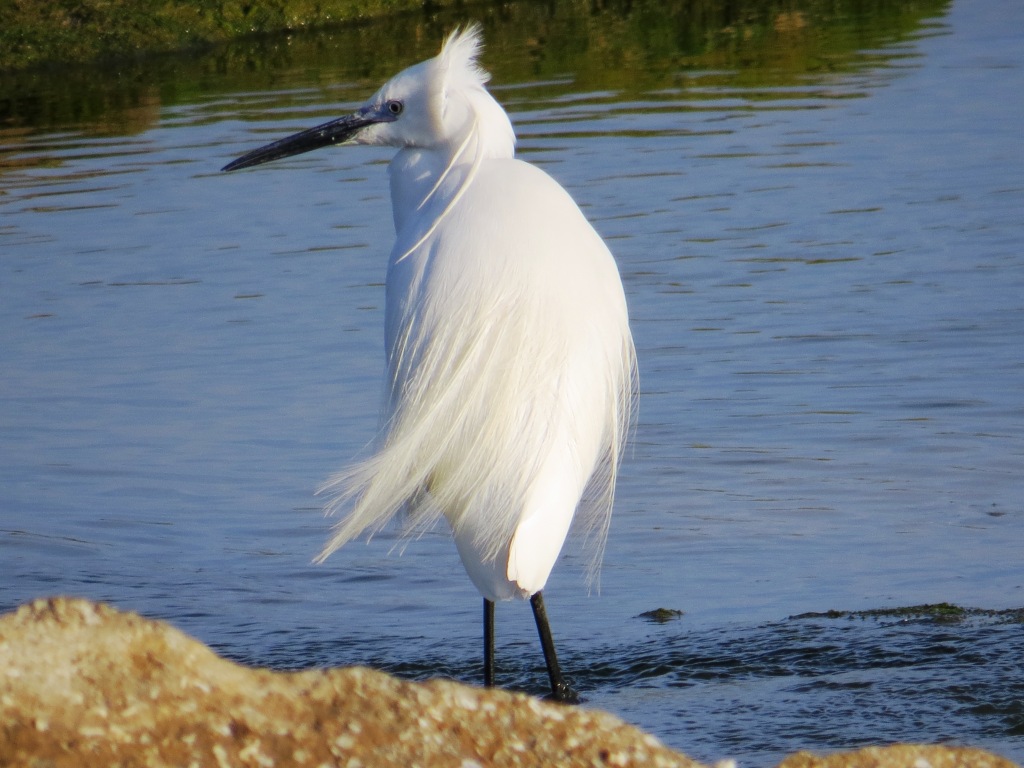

[221,107,386,172]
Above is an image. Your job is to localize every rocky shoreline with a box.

[0,598,1016,767]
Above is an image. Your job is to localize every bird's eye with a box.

[386,100,403,116]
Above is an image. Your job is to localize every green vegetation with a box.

[1,0,950,73]
[637,608,686,623]
[0,0,951,132]
[0,0,446,71]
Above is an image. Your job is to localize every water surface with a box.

[2,0,1022,763]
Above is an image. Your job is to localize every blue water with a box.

[2,0,1022,764]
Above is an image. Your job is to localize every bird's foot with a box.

[545,680,581,705]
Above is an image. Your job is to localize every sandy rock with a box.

[0,598,1017,768]
[0,597,702,767]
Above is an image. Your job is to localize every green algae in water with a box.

[637,608,686,624]
[791,603,1024,625]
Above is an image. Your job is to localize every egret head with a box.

[222,24,514,172]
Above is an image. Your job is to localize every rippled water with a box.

[2,0,1023,763]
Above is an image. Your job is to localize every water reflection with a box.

[1,0,947,135]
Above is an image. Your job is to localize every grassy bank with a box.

[0,0,950,132]
[1,0,951,74]
[0,0,459,71]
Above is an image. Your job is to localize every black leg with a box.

[530,591,580,703]
[483,598,495,688]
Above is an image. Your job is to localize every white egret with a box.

[223,25,636,701]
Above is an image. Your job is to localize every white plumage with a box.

[223,25,636,697]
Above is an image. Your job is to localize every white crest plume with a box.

[439,23,490,91]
